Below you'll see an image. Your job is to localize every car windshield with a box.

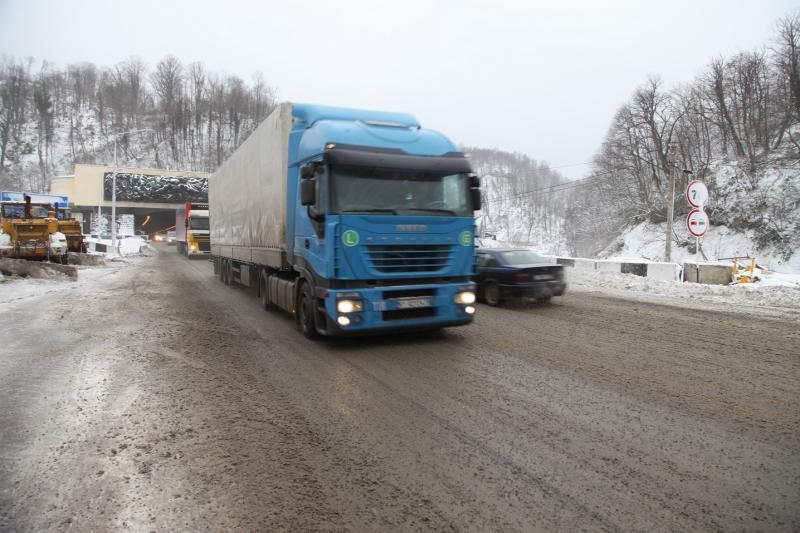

[329,165,471,216]
[498,250,546,265]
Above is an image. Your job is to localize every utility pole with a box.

[664,143,677,262]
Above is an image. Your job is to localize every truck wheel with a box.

[221,259,231,285]
[259,271,272,310]
[297,282,318,339]
[484,282,501,306]
[225,260,233,286]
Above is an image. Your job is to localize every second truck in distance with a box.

[175,202,210,257]
[210,103,481,338]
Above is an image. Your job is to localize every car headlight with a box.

[455,291,476,305]
[336,299,363,313]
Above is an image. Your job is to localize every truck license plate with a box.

[397,297,431,309]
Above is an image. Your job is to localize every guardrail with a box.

[543,257,732,285]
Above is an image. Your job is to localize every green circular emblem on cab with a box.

[342,229,360,246]
[459,231,473,246]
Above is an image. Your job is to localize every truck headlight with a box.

[336,300,363,313]
[455,291,476,305]
[190,242,198,250]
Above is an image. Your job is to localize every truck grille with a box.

[366,245,452,273]
[195,235,211,252]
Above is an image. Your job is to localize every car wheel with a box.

[297,282,317,339]
[484,282,501,306]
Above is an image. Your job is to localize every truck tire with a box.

[297,282,317,339]
[225,260,233,286]
[221,259,231,285]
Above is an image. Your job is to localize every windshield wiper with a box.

[341,208,398,215]
[407,208,457,215]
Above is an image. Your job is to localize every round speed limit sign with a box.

[686,180,709,208]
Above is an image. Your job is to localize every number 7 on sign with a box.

[686,180,709,208]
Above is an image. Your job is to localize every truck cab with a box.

[176,202,210,257]
[289,105,481,336]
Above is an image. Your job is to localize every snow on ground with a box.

[3,240,798,321]
[602,221,800,275]
[568,268,800,321]
[0,238,154,303]
[476,237,800,320]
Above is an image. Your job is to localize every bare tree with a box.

[0,58,31,181]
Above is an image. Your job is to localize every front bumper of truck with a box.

[318,281,476,336]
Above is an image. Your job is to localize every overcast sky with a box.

[1,0,796,178]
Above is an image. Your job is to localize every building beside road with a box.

[50,164,209,236]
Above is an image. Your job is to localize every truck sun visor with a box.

[325,147,473,174]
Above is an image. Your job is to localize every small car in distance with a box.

[475,248,566,306]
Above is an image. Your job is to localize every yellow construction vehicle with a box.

[0,196,68,262]
[732,257,759,283]
[56,207,87,253]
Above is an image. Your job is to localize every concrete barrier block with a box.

[621,263,647,277]
[646,262,681,282]
[594,261,621,273]
[570,258,597,273]
[683,263,732,285]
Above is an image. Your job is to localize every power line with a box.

[479,174,603,205]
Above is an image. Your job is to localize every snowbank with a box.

[568,268,800,320]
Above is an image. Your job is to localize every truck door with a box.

[300,164,328,275]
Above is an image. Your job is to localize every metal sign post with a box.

[685,180,710,261]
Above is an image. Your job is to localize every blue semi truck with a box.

[210,103,481,338]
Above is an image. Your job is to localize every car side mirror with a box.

[469,175,480,188]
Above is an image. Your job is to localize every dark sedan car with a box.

[475,248,566,306]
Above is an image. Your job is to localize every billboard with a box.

[103,172,208,203]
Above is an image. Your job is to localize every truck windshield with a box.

[329,165,471,216]
[189,218,209,230]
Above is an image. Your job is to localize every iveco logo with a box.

[396,225,428,232]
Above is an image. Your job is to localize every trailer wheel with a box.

[259,271,272,310]
[297,282,317,339]
[221,259,231,285]
[225,260,233,286]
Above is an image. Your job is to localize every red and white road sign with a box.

[686,208,709,237]
[686,180,709,208]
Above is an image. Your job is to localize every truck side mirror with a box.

[300,163,318,179]
[300,178,316,206]
[471,188,482,210]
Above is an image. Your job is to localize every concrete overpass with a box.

[50,164,209,236]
